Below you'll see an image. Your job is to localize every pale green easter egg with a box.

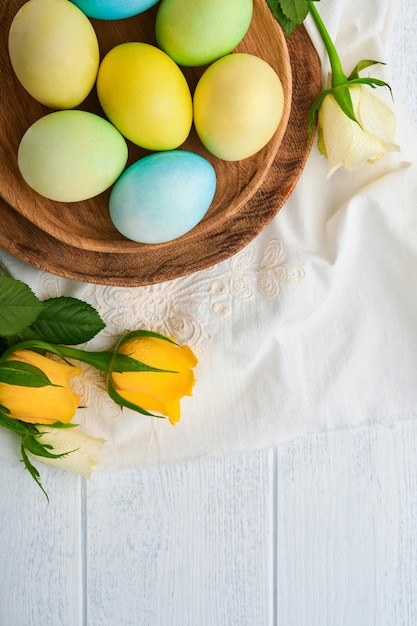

[8,0,99,109]
[155,0,253,67]
[18,110,128,202]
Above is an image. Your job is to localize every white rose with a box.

[318,84,400,176]
[30,426,105,478]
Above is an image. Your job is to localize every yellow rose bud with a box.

[0,349,81,425]
[318,84,400,176]
[110,334,198,425]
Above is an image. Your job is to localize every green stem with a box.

[52,345,112,372]
[57,346,170,375]
[0,338,112,373]
[308,1,347,86]
[0,338,170,376]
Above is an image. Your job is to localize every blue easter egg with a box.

[70,0,159,20]
[109,150,216,244]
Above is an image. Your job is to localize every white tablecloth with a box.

[1,0,416,471]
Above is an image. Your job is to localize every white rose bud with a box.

[30,426,105,479]
[318,84,400,176]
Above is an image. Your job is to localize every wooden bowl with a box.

[0,0,320,286]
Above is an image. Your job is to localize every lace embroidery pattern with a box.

[31,238,305,416]
[37,238,305,356]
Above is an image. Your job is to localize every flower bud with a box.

[109,332,198,424]
[0,349,81,425]
[30,426,105,479]
[318,84,399,176]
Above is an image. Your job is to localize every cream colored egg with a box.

[8,0,99,109]
[18,110,128,202]
[193,53,284,161]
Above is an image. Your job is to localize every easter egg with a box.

[97,43,193,150]
[8,0,99,109]
[109,151,216,244]
[193,53,284,161]
[155,0,253,66]
[70,0,159,20]
[18,110,128,202]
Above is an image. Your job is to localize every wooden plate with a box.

[0,1,320,286]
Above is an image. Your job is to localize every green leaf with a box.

[111,330,179,374]
[0,360,58,387]
[106,376,164,418]
[316,121,327,157]
[110,352,177,374]
[266,0,297,36]
[0,263,9,277]
[278,0,311,24]
[0,338,62,362]
[348,59,384,80]
[116,329,178,349]
[22,433,76,459]
[307,88,332,138]
[332,84,360,125]
[0,277,44,337]
[20,443,49,501]
[49,420,78,429]
[3,328,39,349]
[30,296,105,345]
[0,337,8,357]
[349,76,393,97]
[0,409,38,437]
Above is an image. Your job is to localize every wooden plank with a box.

[85,450,273,626]
[0,466,84,626]
[389,0,417,124]
[275,421,417,625]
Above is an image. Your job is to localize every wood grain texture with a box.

[0,0,320,286]
[0,468,84,626]
[276,422,417,626]
[1,3,416,626]
[1,0,291,251]
[389,0,417,125]
[84,452,273,626]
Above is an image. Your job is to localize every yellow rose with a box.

[110,333,198,425]
[318,84,400,176]
[0,349,81,425]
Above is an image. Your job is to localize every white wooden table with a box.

[1,2,417,624]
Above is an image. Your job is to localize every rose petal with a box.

[0,382,80,424]
[118,336,198,371]
[356,86,398,143]
[319,94,354,174]
[8,349,82,386]
[31,427,105,478]
[112,368,196,402]
[319,86,399,176]
[0,349,82,424]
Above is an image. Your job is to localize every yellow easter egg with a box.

[193,53,285,161]
[97,42,193,151]
[8,0,99,109]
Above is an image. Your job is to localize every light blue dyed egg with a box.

[109,150,216,244]
[70,0,159,20]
